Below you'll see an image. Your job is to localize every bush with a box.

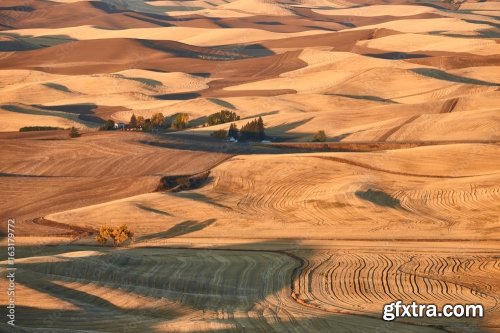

[99,119,115,131]
[112,225,134,246]
[19,126,63,132]
[176,177,191,189]
[207,110,240,126]
[69,127,81,138]
[172,113,189,129]
[211,129,228,139]
[96,226,112,245]
[96,225,134,246]
[240,117,265,141]
[312,130,327,142]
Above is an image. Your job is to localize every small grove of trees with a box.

[133,112,189,131]
[137,112,166,131]
[211,117,265,141]
[240,116,265,141]
[69,127,80,138]
[130,112,163,131]
[100,112,190,132]
[312,130,327,142]
[96,225,134,246]
[207,110,240,126]
[228,123,239,140]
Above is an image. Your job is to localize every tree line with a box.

[100,112,189,131]
[99,110,274,142]
[211,116,265,141]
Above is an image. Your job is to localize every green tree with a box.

[256,117,265,140]
[99,119,115,131]
[228,123,239,140]
[240,117,265,141]
[143,118,152,131]
[129,113,137,128]
[172,113,189,129]
[207,110,240,126]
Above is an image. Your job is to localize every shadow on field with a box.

[207,98,237,110]
[154,92,201,100]
[327,93,399,104]
[364,52,429,60]
[266,117,314,135]
[1,103,103,126]
[1,104,97,126]
[355,189,401,208]
[135,203,172,216]
[137,218,216,241]
[172,192,231,209]
[411,68,500,86]
[0,34,76,51]
[34,103,105,123]
[2,240,490,333]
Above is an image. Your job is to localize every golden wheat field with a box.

[0,0,499,332]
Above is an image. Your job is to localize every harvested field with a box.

[45,144,500,242]
[2,246,469,332]
[0,0,499,332]
[0,131,229,226]
[266,140,500,152]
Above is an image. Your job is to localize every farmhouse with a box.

[114,123,126,130]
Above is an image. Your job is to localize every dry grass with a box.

[0,1,499,332]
